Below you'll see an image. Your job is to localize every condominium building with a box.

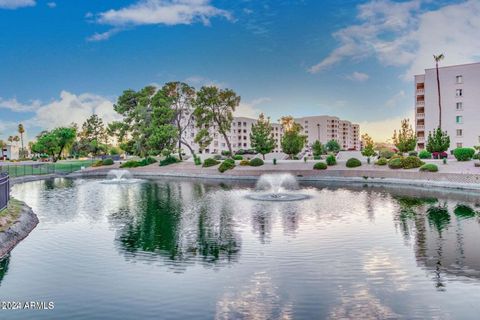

[0,144,19,160]
[414,62,480,150]
[183,114,360,154]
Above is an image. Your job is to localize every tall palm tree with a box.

[18,123,25,158]
[434,54,445,129]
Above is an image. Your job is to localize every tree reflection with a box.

[454,204,478,220]
[113,182,241,270]
[427,205,450,234]
[0,255,9,286]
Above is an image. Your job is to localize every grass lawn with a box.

[0,198,22,232]
[0,159,95,177]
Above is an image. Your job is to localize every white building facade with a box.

[0,144,19,160]
[183,114,360,154]
[415,62,480,150]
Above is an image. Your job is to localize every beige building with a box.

[415,62,480,150]
[183,114,360,154]
[0,144,19,160]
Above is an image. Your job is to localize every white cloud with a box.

[47,2,56,8]
[0,0,35,9]
[89,0,231,41]
[234,97,271,119]
[0,97,41,112]
[309,0,480,79]
[346,71,369,82]
[385,90,406,108]
[184,75,227,88]
[87,28,122,42]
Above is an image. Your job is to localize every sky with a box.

[1,0,480,142]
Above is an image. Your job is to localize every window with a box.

[456,116,463,124]
[457,142,463,148]
[456,129,463,136]
[456,102,463,110]
[456,75,463,84]
[456,89,463,97]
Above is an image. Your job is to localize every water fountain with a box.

[247,173,309,201]
[102,169,143,184]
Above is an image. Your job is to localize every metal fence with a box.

[0,163,88,178]
[0,173,9,212]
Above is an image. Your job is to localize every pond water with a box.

[2,177,480,319]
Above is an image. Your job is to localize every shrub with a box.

[313,155,321,160]
[453,147,475,161]
[420,163,438,172]
[249,158,264,167]
[390,154,402,160]
[388,157,403,169]
[92,160,104,167]
[102,158,114,166]
[401,156,424,169]
[418,150,432,159]
[202,158,220,167]
[408,151,418,156]
[379,150,395,159]
[313,162,327,170]
[304,157,307,162]
[293,156,299,160]
[346,158,361,168]
[375,157,388,166]
[233,155,243,160]
[239,159,250,166]
[326,154,336,166]
[120,160,140,168]
[159,155,180,166]
[273,158,277,165]
[194,156,202,166]
[221,150,231,157]
[218,159,235,173]
[473,153,480,160]
[139,157,157,166]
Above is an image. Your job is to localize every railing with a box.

[416,89,424,94]
[416,101,425,106]
[0,162,91,178]
[0,173,9,212]
[416,113,425,118]
[416,125,425,130]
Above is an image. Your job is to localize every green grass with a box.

[0,159,94,177]
[0,199,22,232]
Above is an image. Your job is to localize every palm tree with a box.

[434,54,445,129]
[18,123,25,158]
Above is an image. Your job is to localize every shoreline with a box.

[0,200,39,258]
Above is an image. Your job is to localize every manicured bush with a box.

[221,150,231,157]
[401,156,424,169]
[408,151,418,157]
[194,156,202,166]
[420,163,438,172]
[326,154,336,166]
[388,157,403,169]
[120,160,140,168]
[92,160,104,167]
[453,147,476,161]
[375,157,388,166]
[390,154,402,160]
[159,155,180,166]
[418,150,432,159]
[202,158,220,167]
[239,159,250,166]
[233,155,243,160]
[218,159,235,173]
[102,158,114,166]
[313,162,327,170]
[346,158,361,168]
[379,150,395,159]
[249,158,264,167]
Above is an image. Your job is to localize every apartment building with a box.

[415,62,480,150]
[183,114,360,154]
[0,144,19,160]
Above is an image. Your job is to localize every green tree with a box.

[434,53,445,129]
[361,133,375,160]
[194,86,240,157]
[161,82,196,160]
[426,127,450,153]
[193,129,213,153]
[79,114,108,157]
[18,123,26,158]
[312,140,324,157]
[32,126,76,162]
[250,113,275,159]
[325,139,340,153]
[110,86,177,156]
[392,119,417,153]
[280,116,306,159]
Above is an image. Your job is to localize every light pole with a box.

[317,123,320,141]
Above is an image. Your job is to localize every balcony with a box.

[416,89,424,94]
[416,100,425,106]
[417,136,425,142]
[416,113,425,119]
[416,125,425,130]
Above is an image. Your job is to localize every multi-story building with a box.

[183,114,360,154]
[415,62,480,150]
[0,144,19,160]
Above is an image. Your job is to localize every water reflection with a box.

[0,255,9,285]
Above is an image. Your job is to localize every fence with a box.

[0,173,9,212]
[0,162,90,178]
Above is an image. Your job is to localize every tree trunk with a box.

[222,132,233,158]
[178,139,183,160]
[262,153,265,160]
[180,140,195,157]
[436,62,442,129]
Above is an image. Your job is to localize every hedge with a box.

[401,156,424,169]
[418,150,432,159]
[346,158,361,168]
[375,158,388,166]
[218,159,235,173]
[388,157,403,169]
[202,158,220,167]
[420,163,438,172]
[313,162,327,170]
[239,159,250,166]
[326,154,337,166]
[249,158,264,167]
[102,158,114,166]
[453,147,475,161]
[159,155,180,166]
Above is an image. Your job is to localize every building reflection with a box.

[393,195,480,289]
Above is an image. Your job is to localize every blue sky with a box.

[1,0,479,142]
